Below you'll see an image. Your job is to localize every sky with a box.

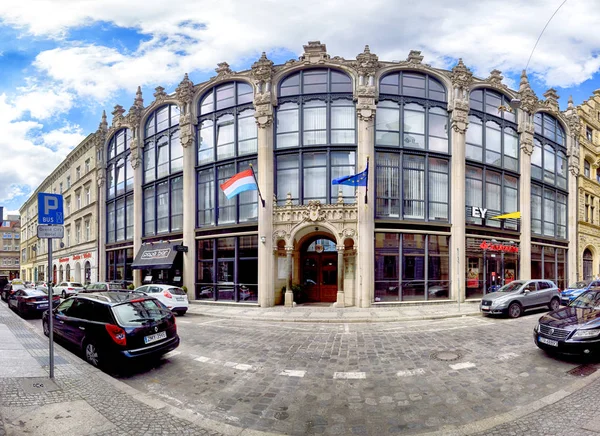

[1,0,600,216]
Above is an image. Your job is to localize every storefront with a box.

[106,247,133,284]
[131,241,184,287]
[54,251,97,284]
[531,243,567,290]
[465,237,519,299]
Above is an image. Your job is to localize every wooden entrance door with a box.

[303,253,338,303]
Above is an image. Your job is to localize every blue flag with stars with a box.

[332,162,368,186]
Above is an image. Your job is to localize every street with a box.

[19,305,600,435]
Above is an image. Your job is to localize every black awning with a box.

[131,242,179,270]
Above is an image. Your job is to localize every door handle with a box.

[78,326,85,330]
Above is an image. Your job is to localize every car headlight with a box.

[534,323,540,332]
[492,300,507,308]
[572,329,600,339]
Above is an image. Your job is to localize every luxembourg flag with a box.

[220,169,258,199]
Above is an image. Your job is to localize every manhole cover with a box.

[19,377,61,394]
[567,364,597,377]
[431,351,463,362]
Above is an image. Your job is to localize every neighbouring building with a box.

[19,134,99,284]
[576,90,600,280]
[0,209,21,281]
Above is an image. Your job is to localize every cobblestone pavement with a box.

[101,310,598,435]
[0,302,224,436]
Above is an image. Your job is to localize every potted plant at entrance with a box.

[291,283,305,304]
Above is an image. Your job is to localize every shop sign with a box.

[467,268,479,288]
[471,207,488,219]
[59,258,69,263]
[83,253,92,259]
[479,241,519,253]
[141,248,171,260]
[73,255,81,260]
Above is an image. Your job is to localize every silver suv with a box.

[480,280,560,318]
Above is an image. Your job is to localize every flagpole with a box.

[248,163,265,208]
[364,156,369,205]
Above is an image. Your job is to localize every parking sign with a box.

[38,193,64,225]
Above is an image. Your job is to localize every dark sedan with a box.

[534,288,600,356]
[42,292,179,368]
[8,288,60,318]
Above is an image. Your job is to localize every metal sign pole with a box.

[48,239,54,379]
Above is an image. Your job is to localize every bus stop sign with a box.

[38,193,64,225]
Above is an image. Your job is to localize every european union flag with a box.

[332,162,368,186]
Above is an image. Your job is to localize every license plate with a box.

[481,306,490,311]
[539,336,558,347]
[38,304,48,309]
[144,331,167,344]
[176,297,185,301]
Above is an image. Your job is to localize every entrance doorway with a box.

[302,237,338,303]
[583,248,593,280]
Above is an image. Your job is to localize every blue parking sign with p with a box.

[38,193,64,225]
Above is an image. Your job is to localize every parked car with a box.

[42,292,179,368]
[82,282,129,292]
[133,284,189,315]
[1,282,26,302]
[480,279,560,318]
[534,288,600,355]
[8,288,59,318]
[53,282,85,299]
[560,280,600,306]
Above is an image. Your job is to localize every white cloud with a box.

[14,87,74,120]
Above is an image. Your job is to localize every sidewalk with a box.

[187,300,483,323]
[0,302,277,436]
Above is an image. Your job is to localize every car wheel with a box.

[508,302,522,318]
[84,341,102,368]
[43,320,49,337]
[549,297,560,311]
[61,291,67,299]
[176,311,185,316]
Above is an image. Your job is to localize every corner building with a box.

[97,42,579,307]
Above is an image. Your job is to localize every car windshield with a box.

[570,290,600,309]
[568,281,590,289]
[168,287,186,295]
[112,299,171,327]
[496,281,525,292]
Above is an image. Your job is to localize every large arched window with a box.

[465,88,519,231]
[275,69,356,205]
[375,71,449,221]
[196,82,258,227]
[531,112,567,239]
[143,104,182,236]
[106,128,134,243]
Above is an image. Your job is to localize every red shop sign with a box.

[59,257,70,263]
[480,241,519,253]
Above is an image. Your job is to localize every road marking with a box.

[449,362,476,370]
[163,351,181,358]
[177,320,192,324]
[397,368,426,377]
[279,370,306,378]
[333,372,366,379]
[194,319,223,325]
[497,352,519,361]
[194,356,255,371]
[344,324,350,333]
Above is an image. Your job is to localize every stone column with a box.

[284,247,294,307]
[94,121,108,281]
[334,246,345,307]
[518,121,534,280]
[567,134,579,284]
[449,59,473,302]
[450,103,468,302]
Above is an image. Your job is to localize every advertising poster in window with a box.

[504,269,515,284]
[467,267,479,288]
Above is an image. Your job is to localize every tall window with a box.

[275,69,356,205]
[585,160,591,178]
[531,112,567,239]
[143,105,182,237]
[375,71,449,221]
[106,128,134,243]
[197,82,258,227]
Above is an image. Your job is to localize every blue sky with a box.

[0,0,599,216]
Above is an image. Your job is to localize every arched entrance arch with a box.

[583,248,594,280]
[66,264,71,282]
[59,265,63,283]
[300,235,338,303]
[84,261,91,284]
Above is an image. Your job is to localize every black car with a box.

[42,292,179,368]
[8,288,60,318]
[534,288,600,356]
[1,283,25,302]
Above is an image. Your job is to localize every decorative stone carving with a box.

[543,88,560,113]
[339,228,356,239]
[125,104,142,132]
[254,110,273,129]
[451,100,469,134]
[450,59,473,100]
[357,95,376,122]
[153,86,168,104]
[305,201,326,222]
[96,168,105,187]
[300,41,329,63]
[134,85,144,108]
[518,70,539,114]
[406,50,424,64]
[111,105,125,128]
[355,45,379,92]
[251,52,275,94]
[215,62,234,78]
[273,230,288,243]
[520,134,534,156]
[487,69,505,87]
[175,73,196,148]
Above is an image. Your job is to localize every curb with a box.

[184,309,484,323]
